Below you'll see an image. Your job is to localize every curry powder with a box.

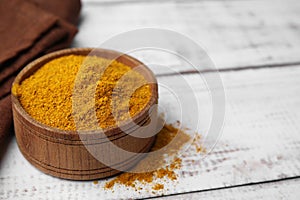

[13,55,151,130]
[104,124,192,191]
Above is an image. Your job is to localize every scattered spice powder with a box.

[104,123,195,191]
[152,184,164,191]
[192,134,206,153]
[93,180,99,185]
[12,54,205,192]
[13,55,151,130]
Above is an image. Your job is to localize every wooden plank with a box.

[1,66,300,199]
[74,0,300,74]
[159,178,300,200]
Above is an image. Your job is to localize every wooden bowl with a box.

[11,48,158,180]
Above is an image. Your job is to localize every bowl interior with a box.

[12,48,158,139]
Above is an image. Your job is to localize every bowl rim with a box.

[11,47,158,140]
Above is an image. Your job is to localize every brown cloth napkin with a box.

[0,0,81,143]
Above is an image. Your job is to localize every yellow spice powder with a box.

[104,124,192,191]
[13,55,151,130]
[152,184,164,191]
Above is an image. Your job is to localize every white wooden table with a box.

[1,0,300,199]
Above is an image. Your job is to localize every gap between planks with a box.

[141,176,300,199]
[156,61,300,77]
[75,0,300,73]
[82,0,237,6]
[148,177,300,199]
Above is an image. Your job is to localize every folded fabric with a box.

[0,0,81,143]
[0,96,12,143]
[28,0,81,25]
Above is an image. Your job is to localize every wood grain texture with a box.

[74,0,300,73]
[1,66,300,199]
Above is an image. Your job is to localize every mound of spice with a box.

[103,123,194,191]
[12,55,151,130]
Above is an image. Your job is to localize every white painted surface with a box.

[74,0,300,71]
[1,0,300,199]
[1,66,300,199]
